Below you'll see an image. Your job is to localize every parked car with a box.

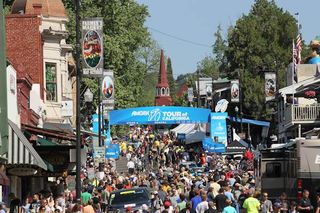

[107,187,151,212]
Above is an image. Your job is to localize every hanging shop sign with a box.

[101,70,114,109]
[187,88,194,102]
[8,167,37,176]
[82,18,104,77]
[265,72,276,102]
[230,80,240,103]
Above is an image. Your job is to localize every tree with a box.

[225,0,298,119]
[196,56,219,79]
[135,39,162,106]
[166,57,176,99]
[213,24,228,75]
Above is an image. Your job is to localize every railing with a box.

[284,104,320,125]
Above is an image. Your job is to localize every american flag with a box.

[292,33,302,83]
[295,33,302,64]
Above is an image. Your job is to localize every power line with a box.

[149,27,212,48]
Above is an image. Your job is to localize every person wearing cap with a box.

[242,189,260,213]
[163,199,174,212]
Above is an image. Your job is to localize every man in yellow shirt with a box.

[243,189,260,213]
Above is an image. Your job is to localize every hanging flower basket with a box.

[304,90,316,98]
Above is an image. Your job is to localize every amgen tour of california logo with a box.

[148,108,161,122]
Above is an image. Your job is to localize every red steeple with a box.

[155,49,172,106]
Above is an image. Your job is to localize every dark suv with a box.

[107,187,151,212]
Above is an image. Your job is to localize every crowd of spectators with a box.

[4,126,319,213]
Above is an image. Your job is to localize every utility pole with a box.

[0,0,8,157]
[239,69,243,133]
[197,70,200,107]
[98,78,102,147]
[211,77,214,111]
[75,0,82,203]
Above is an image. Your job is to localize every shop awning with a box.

[8,120,47,170]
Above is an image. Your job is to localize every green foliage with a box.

[174,93,189,106]
[225,0,298,119]
[3,0,14,15]
[197,56,219,79]
[135,39,162,106]
[166,58,176,99]
[213,24,228,76]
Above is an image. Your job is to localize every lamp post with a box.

[84,88,93,103]
[235,106,239,133]
[84,88,93,129]
[75,0,81,203]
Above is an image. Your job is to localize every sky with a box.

[136,0,320,78]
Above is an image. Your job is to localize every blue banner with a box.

[109,107,211,125]
[202,138,225,153]
[210,112,228,146]
[105,144,120,159]
[92,114,111,145]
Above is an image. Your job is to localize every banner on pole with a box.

[230,80,240,103]
[210,112,228,146]
[187,88,194,102]
[206,83,212,100]
[265,72,276,102]
[101,70,114,108]
[82,18,103,77]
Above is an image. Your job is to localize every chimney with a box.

[33,3,42,15]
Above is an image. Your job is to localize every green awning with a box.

[37,137,58,146]
[44,160,54,172]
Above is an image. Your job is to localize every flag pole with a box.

[292,39,295,104]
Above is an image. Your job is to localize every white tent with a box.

[185,130,206,144]
[171,124,196,136]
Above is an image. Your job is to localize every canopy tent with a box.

[226,140,249,154]
[171,124,196,136]
[171,123,206,136]
[185,130,206,144]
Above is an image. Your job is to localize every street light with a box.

[84,88,93,129]
[84,88,93,103]
[235,105,239,121]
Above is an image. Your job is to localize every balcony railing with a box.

[284,104,320,126]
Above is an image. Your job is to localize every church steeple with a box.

[155,49,172,106]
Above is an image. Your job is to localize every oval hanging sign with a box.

[102,75,114,99]
[82,30,102,68]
